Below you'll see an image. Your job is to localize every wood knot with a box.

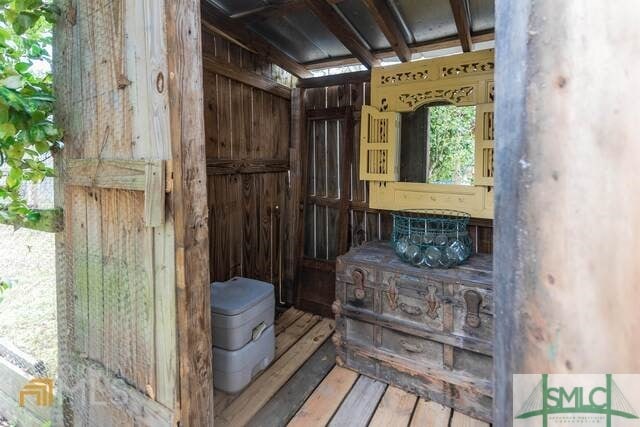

[156,72,165,93]
[67,5,77,25]
[556,75,567,88]
[117,74,132,89]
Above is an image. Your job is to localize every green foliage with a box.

[0,0,61,223]
[428,105,476,185]
[0,279,10,303]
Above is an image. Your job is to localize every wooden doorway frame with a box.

[165,0,215,424]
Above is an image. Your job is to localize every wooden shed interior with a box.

[199,0,495,424]
[200,0,495,316]
[47,0,640,426]
[56,0,630,425]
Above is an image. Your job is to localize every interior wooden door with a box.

[297,107,353,316]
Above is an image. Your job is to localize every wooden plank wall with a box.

[201,29,292,302]
[301,85,493,256]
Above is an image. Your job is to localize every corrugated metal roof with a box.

[336,0,391,51]
[207,0,260,15]
[251,10,353,63]
[469,0,495,32]
[391,0,458,43]
[204,0,495,66]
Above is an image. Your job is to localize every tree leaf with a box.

[15,61,32,73]
[0,123,16,139]
[34,139,48,154]
[0,75,24,90]
[12,11,40,35]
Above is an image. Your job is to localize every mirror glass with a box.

[400,104,476,185]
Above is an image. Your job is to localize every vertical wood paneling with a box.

[242,85,253,158]
[203,70,218,159]
[326,120,340,199]
[230,80,245,159]
[70,187,88,355]
[203,30,292,291]
[86,190,103,363]
[252,89,264,159]
[217,76,232,158]
[154,218,177,408]
[242,174,259,279]
[262,93,275,160]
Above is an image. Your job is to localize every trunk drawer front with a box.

[380,327,444,367]
[345,318,374,346]
[453,347,493,379]
[381,273,444,331]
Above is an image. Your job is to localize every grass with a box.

[0,224,57,376]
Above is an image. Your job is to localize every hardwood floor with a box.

[214,308,490,427]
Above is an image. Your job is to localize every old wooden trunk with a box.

[333,241,493,422]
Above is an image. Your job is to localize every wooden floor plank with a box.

[287,366,359,427]
[410,399,451,427]
[369,386,418,427]
[451,411,490,427]
[247,339,336,427]
[328,375,387,427]
[275,312,321,359]
[213,389,234,413]
[275,307,305,335]
[217,319,335,427]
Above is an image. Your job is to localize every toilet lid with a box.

[211,277,274,316]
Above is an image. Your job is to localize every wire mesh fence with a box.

[0,156,59,424]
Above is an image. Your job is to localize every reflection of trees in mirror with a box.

[427,105,475,185]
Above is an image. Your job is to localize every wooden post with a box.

[165,0,215,424]
[494,1,640,425]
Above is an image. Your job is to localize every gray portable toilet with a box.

[210,277,275,393]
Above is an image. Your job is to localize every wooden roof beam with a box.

[302,30,494,70]
[449,0,473,52]
[361,0,411,62]
[305,0,380,69]
[200,1,314,78]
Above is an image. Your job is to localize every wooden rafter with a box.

[361,0,411,62]
[449,0,473,52]
[200,1,313,78]
[304,0,380,69]
[302,30,494,70]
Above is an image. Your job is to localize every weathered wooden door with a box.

[297,107,353,316]
[53,0,212,425]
